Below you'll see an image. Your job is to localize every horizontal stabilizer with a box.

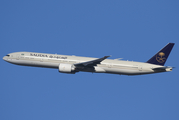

[152,66,173,71]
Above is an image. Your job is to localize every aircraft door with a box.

[16,54,20,60]
[40,58,43,62]
[138,66,143,71]
[107,64,112,68]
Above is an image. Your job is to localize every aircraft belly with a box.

[6,59,59,68]
[103,67,153,75]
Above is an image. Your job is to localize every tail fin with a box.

[146,43,175,66]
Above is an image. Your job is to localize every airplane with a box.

[3,43,175,75]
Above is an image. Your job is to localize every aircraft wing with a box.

[74,56,110,67]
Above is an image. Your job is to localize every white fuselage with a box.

[3,52,172,75]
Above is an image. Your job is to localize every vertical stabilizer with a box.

[146,43,175,66]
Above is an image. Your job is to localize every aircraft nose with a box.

[3,56,7,61]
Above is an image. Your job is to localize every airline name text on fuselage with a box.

[30,53,67,59]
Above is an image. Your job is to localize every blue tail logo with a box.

[156,52,166,63]
[147,43,175,66]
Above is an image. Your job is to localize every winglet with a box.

[146,43,175,66]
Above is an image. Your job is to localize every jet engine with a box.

[59,63,76,74]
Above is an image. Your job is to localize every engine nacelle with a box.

[59,63,76,74]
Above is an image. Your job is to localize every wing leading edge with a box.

[74,56,110,67]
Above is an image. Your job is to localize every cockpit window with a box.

[6,54,10,57]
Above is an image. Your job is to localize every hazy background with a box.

[0,0,179,120]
